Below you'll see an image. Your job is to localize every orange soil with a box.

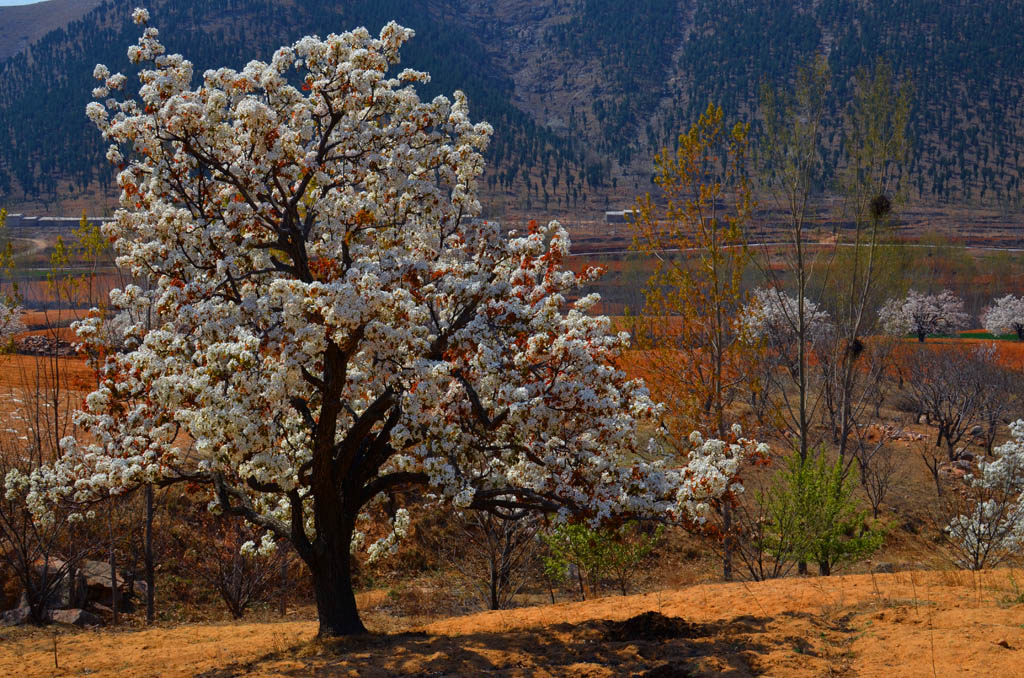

[903,336,1024,370]
[18,308,90,329]
[1,570,1022,678]
[0,353,94,392]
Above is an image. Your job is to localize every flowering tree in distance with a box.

[738,287,834,350]
[878,289,970,342]
[946,419,1024,569]
[15,10,756,636]
[982,294,1024,341]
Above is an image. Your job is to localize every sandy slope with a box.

[1,570,1022,677]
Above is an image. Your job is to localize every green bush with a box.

[542,522,661,598]
[763,448,885,576]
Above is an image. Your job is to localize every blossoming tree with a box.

[13,10,759,635]
[982,294,1024,341]
[878,289,970,342]
[946,419,1024,569]
[738,287,834,349]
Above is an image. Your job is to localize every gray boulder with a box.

[47,608,101,627]
[79,560,129,608]
[0,607,31,626]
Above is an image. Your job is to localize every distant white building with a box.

[604,210,635,224]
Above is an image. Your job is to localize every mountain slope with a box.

[0,0,102,62]
[0,0,1022,213]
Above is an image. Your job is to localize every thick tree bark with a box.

[309,517,366,636]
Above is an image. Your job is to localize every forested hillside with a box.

[1,0,1022,212]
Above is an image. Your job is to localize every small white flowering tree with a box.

[946,420,1024,570]
[982,294,1024,341]
[738,287,834,349]
[11,11,758,636]
[878,289,970,342]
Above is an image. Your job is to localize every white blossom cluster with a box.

[737,287,833,347]
[878,289,970,340]
[0,302,25,345]
[981,294,1024,340]
[946,419,1024,567]
[365,508,411,563]
[9,10,763,563]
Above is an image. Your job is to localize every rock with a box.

[17,559,80,610]
[133,580,149,600]
[15,335,76,357]
[918,414,928,425]
[957,450,975,462]
[47,608,101,627]
[971,425,984,436]
[0,607,31,626]
[953,460,972,471]
[79,560,129,608]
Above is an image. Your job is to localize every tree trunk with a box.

[144,484,155,625]
[278,554,288,617]
[818,560,831,576]
[722,503,733,581]
[309,521,366,636]
[489,560,499,610]
[108,511,119,625]
[917,331,926,343]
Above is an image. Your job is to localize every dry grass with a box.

[1,570,1022,677]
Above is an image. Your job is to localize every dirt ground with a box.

[1,569,1022,678]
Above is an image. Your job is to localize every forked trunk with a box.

[309,519,366,636]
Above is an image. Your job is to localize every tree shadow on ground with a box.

[197,610,841,677]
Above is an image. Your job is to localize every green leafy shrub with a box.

[763,448,886,576]
[542,522,661,598]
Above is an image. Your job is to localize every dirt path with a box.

[0,570,1021,677]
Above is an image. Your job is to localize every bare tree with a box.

[438,512,540,611]
[901,345,994,461]
[851,423,907,518]
[729,479,800,581]
[189,515,288,619]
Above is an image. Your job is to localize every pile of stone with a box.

[16,335,77,356]
[0,559,144,628]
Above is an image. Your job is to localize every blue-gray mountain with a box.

[0,0,1021,211]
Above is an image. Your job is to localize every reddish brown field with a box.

[0,353,94,393]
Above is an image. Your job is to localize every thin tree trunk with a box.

[144,485,155,625]
[278,554,287,617]
[108,510,118,625]
[722,503,733,581]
